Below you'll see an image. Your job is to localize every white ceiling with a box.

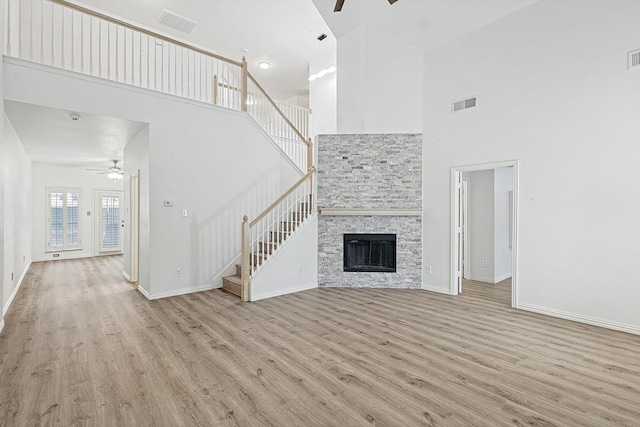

[4,101,146,168]
[8,0,537,167]
[311,0,538,52]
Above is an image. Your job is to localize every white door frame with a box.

[461,179,469,280]
[130,174,140,283]
[450,160,519,307]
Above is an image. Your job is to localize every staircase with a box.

[6,0,316,302]
[222,189,314,299]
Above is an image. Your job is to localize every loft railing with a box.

[241,167,316,301]
[4,0,312,172]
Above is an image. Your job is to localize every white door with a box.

[97,191,123,254]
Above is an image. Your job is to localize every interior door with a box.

[97,191,123,254]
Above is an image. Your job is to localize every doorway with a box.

[95,190,124,254]
[451,161,518,307]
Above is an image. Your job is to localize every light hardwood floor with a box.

[1,257,639,426]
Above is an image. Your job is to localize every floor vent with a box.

[629,49,640,70]
[453,96,477,112]
[157,9,197,34]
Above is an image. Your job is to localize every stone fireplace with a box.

[317,134,422,288]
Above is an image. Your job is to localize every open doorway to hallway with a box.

[451,161,518,307]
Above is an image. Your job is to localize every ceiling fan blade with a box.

[334,0,345,12]
[85,168,107,171]
[388,0,398,4]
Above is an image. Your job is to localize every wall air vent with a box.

[157,9,197,34]
[629,49,640,70]
[453,96,477,113]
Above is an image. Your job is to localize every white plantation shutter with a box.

[46,188,82,251]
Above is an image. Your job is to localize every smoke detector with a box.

[69,112,82,121]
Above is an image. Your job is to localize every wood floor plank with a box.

[1,258,640,426]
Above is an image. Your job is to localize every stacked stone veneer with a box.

[317,134,422,288]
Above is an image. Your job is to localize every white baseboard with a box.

[121,270,131,281]
[421,284,452,295]
[251,283,318,302]
[145,284,215,301]
[138,286,151,300]
[494,273,512,283]
[517,303,640,336]
[3,262,31,317]
[0,319,4,334]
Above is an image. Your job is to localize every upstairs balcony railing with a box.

[4,0,312,172]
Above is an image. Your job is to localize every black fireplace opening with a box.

[343,234,396,273]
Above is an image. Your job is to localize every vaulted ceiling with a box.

[7,0,538,168]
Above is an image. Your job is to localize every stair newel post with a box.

[213,74,218,106]
[307,138,314,213]
[241,56,248,112]
[241,215,250,302]
[306,137,313,173]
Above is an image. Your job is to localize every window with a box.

[47,188,82,251]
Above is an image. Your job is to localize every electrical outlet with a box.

[426,266,432,274]
[482,260,488,267]
[176,268,182,277]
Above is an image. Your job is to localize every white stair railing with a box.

[4,0,311,171]
[241,168,316,301]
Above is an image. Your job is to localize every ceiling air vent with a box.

[628,49,640,70]
[453,96,477,113]
[157,9,197,34]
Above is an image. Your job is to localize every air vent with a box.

[157,9,197,34]
[453,96,477,112]
[629,49,640,70]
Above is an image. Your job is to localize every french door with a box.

[96,191,123,254]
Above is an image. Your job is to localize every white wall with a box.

[250,215,318,301]
[0,0,5,332]
[423,0,640,333]
[462,170,494,282]
[494,167,513,282]
[31,163,124,262]
[5,59,301,299]
[2,113,32,319]
[309,47,337,137]
[337,25,423,134]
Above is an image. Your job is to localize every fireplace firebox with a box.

[343,234,396,272]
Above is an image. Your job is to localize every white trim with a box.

[0,319,4,334]
[320,208,422,216]
[493,273,512,284]
[32,252,94,262]
[421,284,450,295]
[145,284,215,300]
[138,286,151,300]
[121,270,131,281]
[3,262,31,317]
[450,160,519,306]
[517,303,640,336]
[251,283,318,302]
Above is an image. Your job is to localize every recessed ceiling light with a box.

[259,62,270,70]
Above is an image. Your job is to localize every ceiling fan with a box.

[334,0,398,12]
[87,160,124,180]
